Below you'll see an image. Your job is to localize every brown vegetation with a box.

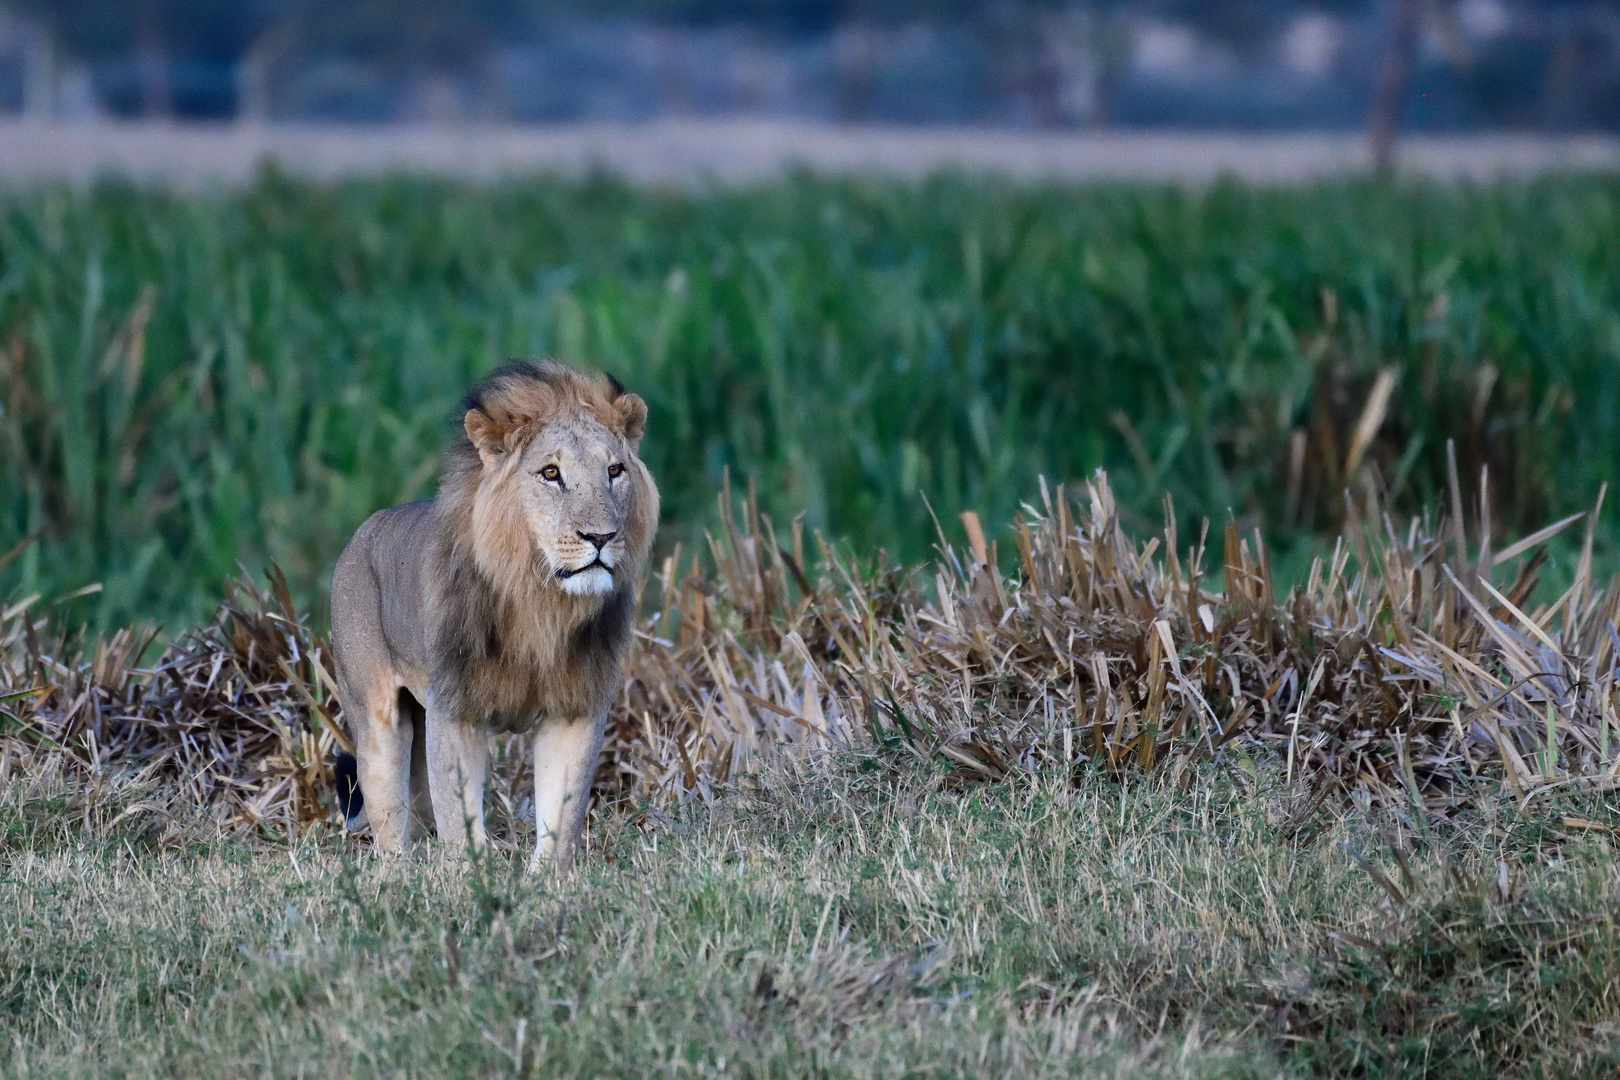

[2,468,1617,842]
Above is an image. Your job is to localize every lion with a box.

[329,360,658,871]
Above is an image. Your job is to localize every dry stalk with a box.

[4,471,1617,836]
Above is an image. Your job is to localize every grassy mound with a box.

[3,472,1614,840]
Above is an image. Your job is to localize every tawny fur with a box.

[330,361,658,869]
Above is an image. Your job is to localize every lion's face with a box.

[460,369,653,605]
[513,415,638,596]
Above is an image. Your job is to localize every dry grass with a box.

[3,468,1620,1075]
[0,568,340,839]
[2,747,1616,1077]
[2,466,1618,841]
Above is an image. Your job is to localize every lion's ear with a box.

[464,409,506,470]
[614,392,648,446]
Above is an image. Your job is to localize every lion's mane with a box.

[428,361,658,730]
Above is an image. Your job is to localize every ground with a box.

[2,121,1618,186]
[4,753,1617,1078]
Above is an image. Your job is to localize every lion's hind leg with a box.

[348,674,415,853]
[401,690,435,837]
[330,511,427,855]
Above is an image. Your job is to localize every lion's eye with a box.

[539,465,562,482]
[607,463,624,479]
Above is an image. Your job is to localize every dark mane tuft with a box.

[441,359,641,499]
[461,359,566,416]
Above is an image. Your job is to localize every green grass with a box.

[6,170,1618,1077]
[3,756,1618,1077]
[2,171,1619,627]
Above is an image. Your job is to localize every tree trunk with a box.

[136,18,172,120]
[21,21,54,122]
[1367,0,1422,175]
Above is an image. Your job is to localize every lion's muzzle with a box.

[556,558,615,595]
[556,556,611,580]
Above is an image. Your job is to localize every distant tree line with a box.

[1,0,1616,131]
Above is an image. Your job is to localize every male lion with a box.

[329,361,657,870]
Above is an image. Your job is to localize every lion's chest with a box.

[462,646,596,732]
[452,587,634,729]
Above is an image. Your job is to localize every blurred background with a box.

[0,2,1618,630]
[1,0,1617,133]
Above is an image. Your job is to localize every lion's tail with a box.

[334,751,365,826]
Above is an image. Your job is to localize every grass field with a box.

[2,170,1619,1076]
[4,460,1619,1076]
[1,172,1618,628]
[6,755,1619,1078]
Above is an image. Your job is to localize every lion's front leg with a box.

[528,714,606,873]
[425,703,490,855]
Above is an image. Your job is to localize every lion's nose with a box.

[578,531,617,550]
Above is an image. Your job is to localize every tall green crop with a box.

[1,171,1616,628]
